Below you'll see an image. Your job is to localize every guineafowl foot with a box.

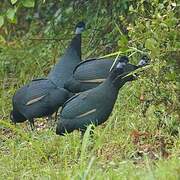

[54,110,59,121]
[10,121,16,126]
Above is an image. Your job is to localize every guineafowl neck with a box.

[47,34,82,87]
[101,75,120,95]
[112,74,135,90]
[67,34,81,59]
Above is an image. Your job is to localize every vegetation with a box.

[0,0,179,179]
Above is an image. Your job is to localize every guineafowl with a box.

[64,55,149,93]
[56,56,148,137]
[10,22,85,129]
[11,78,69,129]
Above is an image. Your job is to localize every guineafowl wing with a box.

[73,58,114,80]
[64,58,115,92]
[13,79,61,118]
[61,90,99,119]
[24,79,56,105]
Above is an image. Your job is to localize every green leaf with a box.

[118,35,128,48]
[145,38,160,57]
[0,35,6,43]
[6,8,17,23]
[22,0,35,8]
[145,38,158,51]
[0,16,4,27]
[11,0,18,5]
[175,42,180,48]
[65,7,73,14]
[166,72,177,81]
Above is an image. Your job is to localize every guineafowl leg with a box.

[29,119,35,131]
[14,122,17,127]
[54,110,58,121]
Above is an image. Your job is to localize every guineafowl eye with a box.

[75,21,85,34]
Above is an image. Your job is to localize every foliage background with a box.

[0,0,179,179]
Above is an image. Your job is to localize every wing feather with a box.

[61,91,96,119]
[26,95,47,106]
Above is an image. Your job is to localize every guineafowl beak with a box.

[56,125,66,136]
[128,55,150,80]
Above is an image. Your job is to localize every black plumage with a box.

[10,22,85,128]
[11,79,69,128]
[48,21,85,87]
[64,55,149,93]
[56,56,146,136]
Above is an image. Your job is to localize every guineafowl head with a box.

[110,56,129,78]
[10,110,26,123]
[138,55,150,67]
[110,56,139,87]
[118,56,129,65]
[75,21,85,34]
[10,110,18,124]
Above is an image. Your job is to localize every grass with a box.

[0,27,179,179]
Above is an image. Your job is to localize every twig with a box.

[29,38,67,41]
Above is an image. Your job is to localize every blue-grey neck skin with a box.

[75,27,84,35]
[138,59,147,66]
[138,55,150,67]
[47,34,81,87]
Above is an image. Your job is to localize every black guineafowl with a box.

[10,22,85,129]
[64,55,149,93]
[56,56,148,136]
[11,79,69,129]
